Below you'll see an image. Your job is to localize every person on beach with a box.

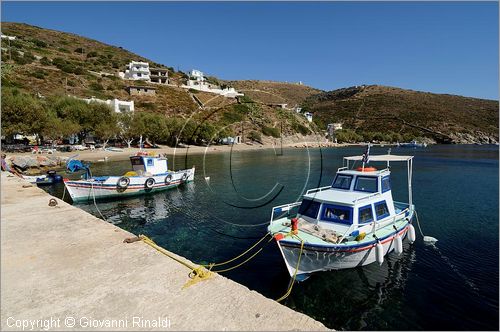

[1,153,21,177]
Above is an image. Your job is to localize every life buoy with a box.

[165,174,173,185]
[117,176,130,189]
[356,166,377,172]
[181,173,188,182]
[145,178,155,189]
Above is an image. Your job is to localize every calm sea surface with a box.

[46,145,499,330]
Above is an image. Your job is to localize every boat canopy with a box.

[344,154,413,162]
[343,153,414,211]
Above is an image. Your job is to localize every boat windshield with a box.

[354,176,378,193]
[298,199,321,219]
[332,174,352,190]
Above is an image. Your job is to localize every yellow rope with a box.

[139,234,214,288]
[212,236,274,273]
[202,232,272,268]
[276,237,305,302]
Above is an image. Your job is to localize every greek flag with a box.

[362,144,371,164]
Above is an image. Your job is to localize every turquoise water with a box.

[47,145,499,330]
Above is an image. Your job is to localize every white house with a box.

[304,112,313,122]
[182,68,243,98]
[1,34,16,41]
[295,107,302,113]
[119,61,151,81]
[190,69,205,82]
[76,96,134,113]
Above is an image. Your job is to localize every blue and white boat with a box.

[397,140,427,148]
[268,153,417,279]
[64,152,195,202]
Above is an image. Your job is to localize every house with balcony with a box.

[150,67,168,84]
[119,61,151,81]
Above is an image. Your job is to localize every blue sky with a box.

[2,2,498,100]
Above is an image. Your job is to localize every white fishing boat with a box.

[268,151,417,279]
[63,152,195,202]
[397,140,427,148]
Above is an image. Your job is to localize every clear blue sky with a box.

[2,1,498,100]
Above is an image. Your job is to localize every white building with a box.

[119,61,151,81]
[304,112,313,122]
[1,34,16,41]
[76,96,134,113]
[182,68,243,98]
[295,107,302,113]
[190,69,205,82]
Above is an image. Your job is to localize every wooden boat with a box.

[268,153,417,279]
[63,153,195,202]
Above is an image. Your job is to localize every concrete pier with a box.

[1,173,327,331]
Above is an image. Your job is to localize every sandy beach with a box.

[3,140,362,163]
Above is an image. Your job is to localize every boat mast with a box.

[408,158,413,210]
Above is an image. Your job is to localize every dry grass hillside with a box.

[1,22,316,141]
[304,85,499,143]
[224,80,322,106]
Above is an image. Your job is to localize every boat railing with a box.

[270,202,302,221]
[306,186,331,195]
[353,191,381,203]
[337,166,348,172]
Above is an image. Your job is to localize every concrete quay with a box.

[0,173,328,331]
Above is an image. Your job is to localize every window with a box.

[358,205,374,223]
[354,176,378,193]
[374,201,390,220]
[332,174,352,190]
[298,199,321,219]
[381,176,391,193]
[146,158,154,166]
[321,204,353,224]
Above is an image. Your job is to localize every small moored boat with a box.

[268,153,417,279]
[397,140,427,148]
[63,153,195,202]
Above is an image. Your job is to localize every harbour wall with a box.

[0,173,328,331]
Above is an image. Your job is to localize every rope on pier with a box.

[139,234,214,289]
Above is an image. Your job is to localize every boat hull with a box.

[276,224,409,277]
[64,167,195,202]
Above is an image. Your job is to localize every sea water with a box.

[47,145,498,330]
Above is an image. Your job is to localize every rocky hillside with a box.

[303,85,499,144]
[1,22,315,143]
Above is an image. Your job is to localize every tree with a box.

[42,115,81,146]
[1,88,47,142]
[95,113,119,150]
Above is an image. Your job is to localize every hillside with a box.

[1,22,316,144]
[303,85,499,144]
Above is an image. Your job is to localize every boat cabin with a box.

[297,167,396,235]
[129,155,168,176]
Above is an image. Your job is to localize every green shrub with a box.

[74,47,84,53]
[32,39,47,48]
[262,125,280,138]
[222,111,243,123]
[188,88,199,94]
[86,51,98,58]
[12,51,35,65]
[249,131,262,143]
[58,47,69,53]
[336,129,363,143]
[33,70,46,79]
[238,95,254,103]
[40,56,51,66]
[90,82,104,91]
[292,122,310,135]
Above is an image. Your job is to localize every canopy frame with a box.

[343,154,414,210]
